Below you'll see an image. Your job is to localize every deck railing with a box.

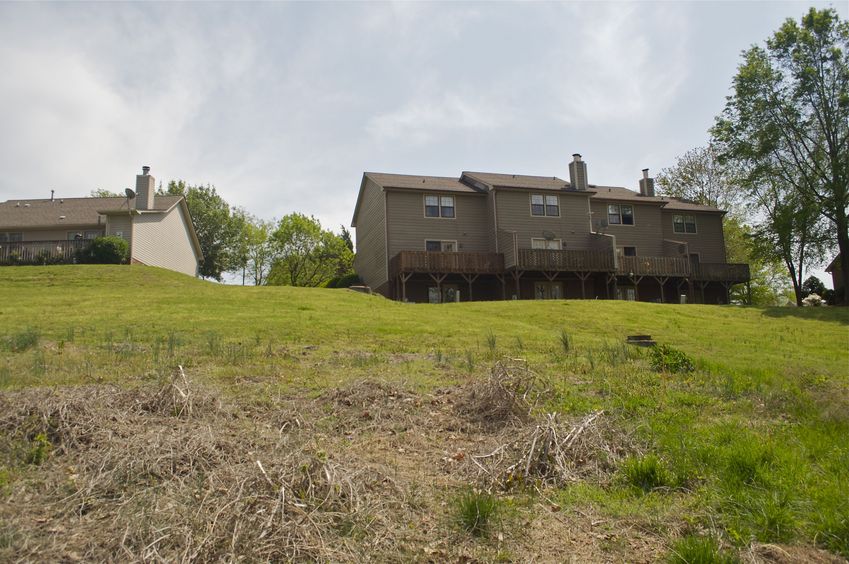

[390,251,505,275]
[692,262,750,282]
[516,248,615,272]
[0,240,90,265]
[616,256,691,278]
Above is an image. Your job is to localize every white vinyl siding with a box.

[131,205,199,276]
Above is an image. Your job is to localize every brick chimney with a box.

[135,166,155,210]
[568,154,588,191]
[639,168,655,197]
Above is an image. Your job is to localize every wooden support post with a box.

[576,271,592,299]
[630,275,643,301]
[606,273,616,300]
[722,281,731,305]
[400,272,413,302]
[654,276,669,303]
[511,270,524,299]
[428,273,448,302]
[460,273,479,302]
[496,274,506,300]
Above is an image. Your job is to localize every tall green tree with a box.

[656,145,743,213]
[724,215,790,306]
[164,180,240,281]
[231,209,275,286]
[712,7,849,303]
[267,213,353,287]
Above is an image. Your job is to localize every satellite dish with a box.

[543,230,556,240]
[125,188,136,199]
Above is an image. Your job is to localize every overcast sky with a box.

[0,1,844,280]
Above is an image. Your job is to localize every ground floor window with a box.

[534,281,562,300]
[0,232,23,243]
[425,240,457,252]
[618,246,636,257]
[617,286,636,301]
[531,238,562,250]
[428,284,459,303]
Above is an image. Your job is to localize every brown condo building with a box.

[351,154,750,304]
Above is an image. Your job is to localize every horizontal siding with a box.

[131,206,199,276]
[590,201,664,256]
[353,178,388,289]
[496,190,593,250]
[661,211,726,263]
[386,190,490,256]
[106,215,132,244]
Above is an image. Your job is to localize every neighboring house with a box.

[825,254,844,304]
[351,154,750,304]
[0,166,202,277]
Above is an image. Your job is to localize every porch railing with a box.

[692,262,750,282]
[616,256,691,278]
[516,248,615,272]
[389,251,505,276]
[0,240,90,265]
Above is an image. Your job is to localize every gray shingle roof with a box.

[461,172,575,191]
[364,172,482,194]
[0,196,182,229]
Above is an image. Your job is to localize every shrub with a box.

[326,273,362,288]
[456,490,498,536]
[25,433,51,466]
[76,236,129,264]
[3,327,39,352]
[649,344,695,374]
[559,329,571,353]
[668,535,738,564]
[621,455,672,492]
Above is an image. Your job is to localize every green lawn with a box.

[1,265,847,561]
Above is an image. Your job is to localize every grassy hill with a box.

[1,265,847,562]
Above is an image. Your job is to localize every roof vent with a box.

[24,203,30,207]
[59,215,66,220]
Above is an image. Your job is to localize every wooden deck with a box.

[389,251,504,275]
[515,249,615,272]
[616,256,691,278]
[0,240,90,265]
[692,262,750,282]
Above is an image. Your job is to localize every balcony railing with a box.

[617,256,691,278]
[0,240,90,265]
[390,251,505,275]
[692,262,750,282]
[516,248,615,272]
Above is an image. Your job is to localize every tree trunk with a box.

[836,213,849,306]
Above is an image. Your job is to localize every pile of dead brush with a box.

[458,359,549,428]
[466,410,637,490]
[0,369,404,562]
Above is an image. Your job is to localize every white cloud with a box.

[366,92,515,144]
[550,3,690,125]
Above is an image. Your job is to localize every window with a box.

[608,204,634,225]
[425,240,457,252]
[428,285,459,303]
[673,214,697,234]
[534,282,562,300]
[85,230,103,239]
[531,194,560,217]
[531,238,562,250]
[67,232,83,240]
[620,246,637,257]
[424,194,455,218]
[0,232,22,243]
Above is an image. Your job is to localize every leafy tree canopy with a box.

[267,213,354,287]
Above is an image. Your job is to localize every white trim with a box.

[672,213,698,234]
[424,239,458,252]
[529,193,560,217]
[423,193,456,219]
[531,237,562,250]
[607,203,635,226]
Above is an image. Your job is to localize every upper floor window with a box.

[531,194,560,217]
[673,214,697,234]
[608,204,634,225]
[531,238,562,250]
[424,195,455,218]
[425,240,457,252]
[0,232,22,243]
